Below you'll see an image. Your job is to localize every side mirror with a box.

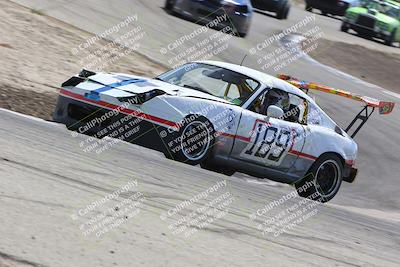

[267,105,284,119]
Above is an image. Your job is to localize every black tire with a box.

[385,29,396,46]
[200,158,235,176]
[341,22,349,32]
[165,0,175,12]
[295,154,343,203]
[283,5,290,19]
[164,116,215,166]
[277,4,290,20]
[237,31,248,38]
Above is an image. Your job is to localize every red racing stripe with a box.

[60,89,177,127]
[216,132,251,142]
[288,150,318,161]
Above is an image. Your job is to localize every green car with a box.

[341,0,400,46]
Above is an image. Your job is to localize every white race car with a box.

[53,61,395,202]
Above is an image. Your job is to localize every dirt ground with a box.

[0,0,399,121]
[309,39,400,93]
[0,0,166,120]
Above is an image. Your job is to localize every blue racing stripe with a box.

[85,78,149,100]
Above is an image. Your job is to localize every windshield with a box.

[382,4,400,17]
[361,0,400,17]
[156,63,260,106]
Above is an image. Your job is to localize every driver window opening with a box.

[248,88,307,124]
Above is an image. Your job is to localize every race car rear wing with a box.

[278,74,395,138]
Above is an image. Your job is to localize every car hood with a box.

[347,7,399,24]
[75,72,231,104]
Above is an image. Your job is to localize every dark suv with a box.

[251,0,291,19]
[305,0,360,16]
[165,0,253,37]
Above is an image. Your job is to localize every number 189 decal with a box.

[242,121,295,166]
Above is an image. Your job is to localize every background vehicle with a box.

[341,0,400,46]
[250,0,291,19]
[164,0,253,37]
[305,0,361,16]
[52,61,395,202]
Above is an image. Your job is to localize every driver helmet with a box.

[265,89,290,111]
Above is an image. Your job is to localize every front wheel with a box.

[164,116,215,166]
[200,158,235,176]
[283,5,290,19]
[295,154,343,203]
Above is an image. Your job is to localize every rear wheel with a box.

[164,116,215,166]
[277,4,290,19]
[295,154,343,203]
[237,31,248,38]
[165,0,176,12]
[385,29,396,46]
[283,5,290,19]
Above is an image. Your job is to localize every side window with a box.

[285,94,307,124]
[225,84,240,100]
[245,79,259,90]
[307,102,323,125]
[248,88,307,123]
[248,90,267,114]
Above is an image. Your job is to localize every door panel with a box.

[230,109,305,172]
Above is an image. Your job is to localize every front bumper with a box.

[343,20,391,40]
[53,94,170,153]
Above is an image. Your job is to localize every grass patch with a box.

[30,8,44,16]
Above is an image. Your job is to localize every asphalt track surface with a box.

[1,109,400,266]
[1,0,400,266]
